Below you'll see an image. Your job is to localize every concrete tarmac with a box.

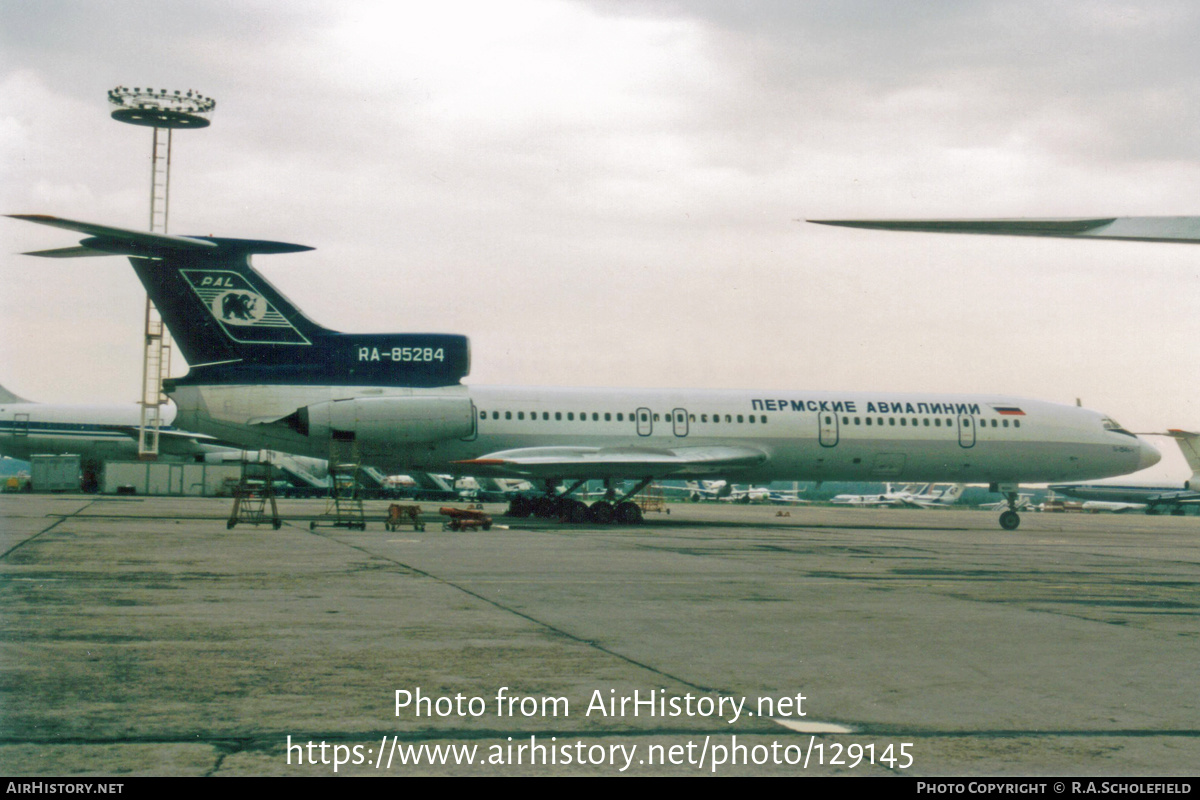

[1,495,1196,776]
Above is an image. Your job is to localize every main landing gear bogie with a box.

[505,493,646,526]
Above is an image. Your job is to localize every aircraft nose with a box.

[1137,438,1162,471]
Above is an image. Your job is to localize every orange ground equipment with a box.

[439,506,493,531]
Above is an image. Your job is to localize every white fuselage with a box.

[170,383,1157,485]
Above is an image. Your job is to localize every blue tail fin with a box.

[10,215,470,387]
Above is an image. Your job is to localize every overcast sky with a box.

[2,0,1197,480]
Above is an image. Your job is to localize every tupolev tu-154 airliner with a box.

[9,214,1162,529]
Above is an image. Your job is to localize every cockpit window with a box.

[1101,416,1135,437]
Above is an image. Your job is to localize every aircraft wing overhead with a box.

[455,444,768,479]
[807,217,1200,244]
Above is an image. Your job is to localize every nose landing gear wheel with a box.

[999,510,1020,530]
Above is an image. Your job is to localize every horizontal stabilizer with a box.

[808,217,1200,244]
[10,215,218,251]
[455,444,767,479]
[8,214,312,256]
[22,246,112,259]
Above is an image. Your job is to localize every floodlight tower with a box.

[108,86,216,459]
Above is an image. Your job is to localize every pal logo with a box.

[212,290,267,326]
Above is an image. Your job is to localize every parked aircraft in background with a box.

[683,480,809,504]
[831,489,901,507]
[1080,500,1148,514]
[0,382,334,492]
[686,480,772,503]
[11,214,1161,529]
[0,383,219,489]
[980,494,1036,513]
[686,479,732,501]
[832,483,963,508]
[1049,430,1198,515]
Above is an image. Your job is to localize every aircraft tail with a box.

[1165,430,1200,491]
[0,384,30,404]
[10,216,470,388]
[939,483,965,503]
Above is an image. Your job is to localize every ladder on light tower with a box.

[138,126,175,459]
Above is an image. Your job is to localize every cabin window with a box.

[701,414,708,423]
[923,419,929,426]
[518,412,524,420]
[505,411,512,420]
[854,417,861,425]
[555,412,562,421]
[900,418,907,426]
[761,415,768,423]
[725,414,732,423]
[1014,420,1020,428]
[568,412,574,421]
[749,415,756,423]
[1002,419,1009,428]
[493,411,499,420]
[866,417,872,426]
[605,412,611,421]
[480,410,487,420]
[737,415,744,423]
[617,413,623,421]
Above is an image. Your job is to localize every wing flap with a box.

[455,444,767,478]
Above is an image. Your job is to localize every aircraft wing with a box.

[455,445,767,479]
[103,425,221,456]
[1146,490,1200,506]
[807,217,1200,244]
[894,497,928,508]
